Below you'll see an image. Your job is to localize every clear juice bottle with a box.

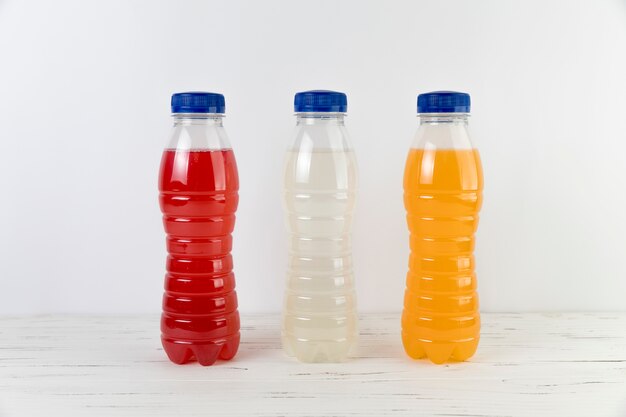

[282,90,358,362]
[158,92,240,366]
[402,91,483,364]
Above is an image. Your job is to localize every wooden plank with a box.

[0,314,625,416]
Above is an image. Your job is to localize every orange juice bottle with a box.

[402,91,483,364]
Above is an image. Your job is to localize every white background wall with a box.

[1,0,625,314]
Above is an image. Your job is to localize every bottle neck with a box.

[173,113,224,127]
[418,113,469,125]
[296,112,345,126]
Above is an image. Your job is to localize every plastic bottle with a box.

[282,90,358,362]
[402,91,483,364]
[158,92,240,366]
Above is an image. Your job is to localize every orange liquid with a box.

[402,148,483,364]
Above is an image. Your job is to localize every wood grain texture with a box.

[1,313,625,417]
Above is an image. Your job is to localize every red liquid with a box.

[158,149,240,365]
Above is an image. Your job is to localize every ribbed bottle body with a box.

[402,112,483,364]
[158,109,240,366]
[282,114,358,363]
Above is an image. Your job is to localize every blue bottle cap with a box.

[417,91,470,113]
[294,90,347,113]
[171,92,225,114]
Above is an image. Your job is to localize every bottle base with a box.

[282,335,354,363]
[401,332,479,364]
[161,333,240,366]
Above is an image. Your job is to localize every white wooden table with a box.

[1,313,625,417]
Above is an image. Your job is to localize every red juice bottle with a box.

[158,92,240,365]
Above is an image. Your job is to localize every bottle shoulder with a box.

[290,123,353,152]
[411,123,475,150]
[166,124,233,150]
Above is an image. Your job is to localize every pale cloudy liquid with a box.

[282,149,358,362]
